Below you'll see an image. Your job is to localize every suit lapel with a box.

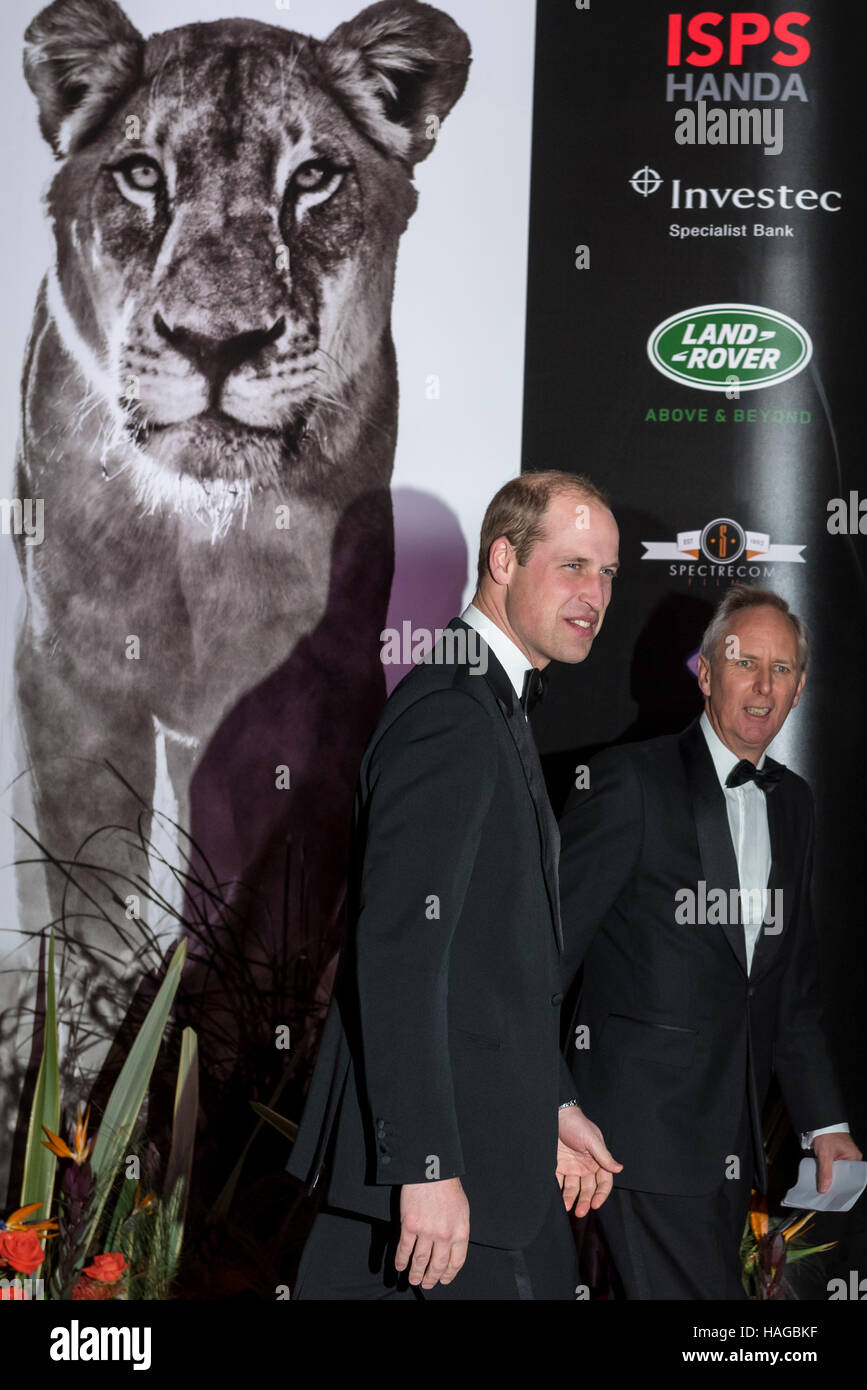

[679,719,747,973]
[504,699,564,953]
[447,617,563,951]
[749,766,792,981]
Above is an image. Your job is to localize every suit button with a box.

[551,992,563,1006]
[380,1154,391,1166]
[747,987,755,999]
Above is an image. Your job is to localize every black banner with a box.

[523,0,866,1285]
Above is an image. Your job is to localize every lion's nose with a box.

[154,312,285,389]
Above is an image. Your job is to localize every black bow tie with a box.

[520,667,545,715]
[725,759,783,793]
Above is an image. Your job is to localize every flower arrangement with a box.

[0,931,197,1301]
[740,1191,836,1299]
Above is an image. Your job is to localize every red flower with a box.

[0,1229,45,1275]
[72,1276,118,1301]
[82,1252,127,1284]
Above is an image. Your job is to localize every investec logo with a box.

[628,167,842,213]
[647,304,812,391]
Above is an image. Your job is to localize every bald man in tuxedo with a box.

[559,585,860,1299]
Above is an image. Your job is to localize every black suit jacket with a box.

[287,616,575,1249]
[559,718,847,1197]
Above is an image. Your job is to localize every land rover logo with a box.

[647,303,812,392]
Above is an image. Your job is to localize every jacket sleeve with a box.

[354,688,497,1186]
[559,1054,579,1107]
[773,785,847,1133]
[558,746,645,993]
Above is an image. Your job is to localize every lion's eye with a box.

[288,160,344,208]
[292,161,333,191]
[113,156,164,202]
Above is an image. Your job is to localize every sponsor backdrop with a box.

[523,0,866,1277]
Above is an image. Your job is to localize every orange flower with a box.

[133,1185,155,1215]
[0,1229,45,1275]
[83,1252,127,1284]
[1,1201,58,1237]
[749,1191,769,1241]
[41,1103,94,1165]
[782,1212,815,1243]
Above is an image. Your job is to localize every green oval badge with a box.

[647,303,812,392]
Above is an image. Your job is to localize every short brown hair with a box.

[476,471,611,587]
[699,585,809,671]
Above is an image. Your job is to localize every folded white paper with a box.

[781,1158,867,1213]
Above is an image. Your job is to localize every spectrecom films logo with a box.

[642,517,806,577]
[647,303,812,391]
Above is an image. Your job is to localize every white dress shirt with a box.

[699,711,847,1147]
[461,603,534,716]
[700,711,771,975]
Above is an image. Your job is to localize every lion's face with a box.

[49,29,415,488]
[26,2,470,492]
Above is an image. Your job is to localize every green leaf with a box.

[784,1242,836,1264]
[81,938,187,1261]
[250,1102,298,1144]
[19,929,60,1231]
[206,1066,296,1225]
[162,1026,198,1276]
[142,1179,185,1300]
[104,1163,138,1256]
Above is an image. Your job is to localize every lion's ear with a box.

[24,0,143,156]
[318,0,470,165]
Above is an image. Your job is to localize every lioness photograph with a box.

[3,0,472,1186]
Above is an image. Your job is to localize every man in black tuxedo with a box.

[559,585,861,1299]
[288,471,622,1299]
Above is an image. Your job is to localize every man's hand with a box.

[394,1177,470,1289]
[813,1132,863,1193]
[556,1106,623,1217]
